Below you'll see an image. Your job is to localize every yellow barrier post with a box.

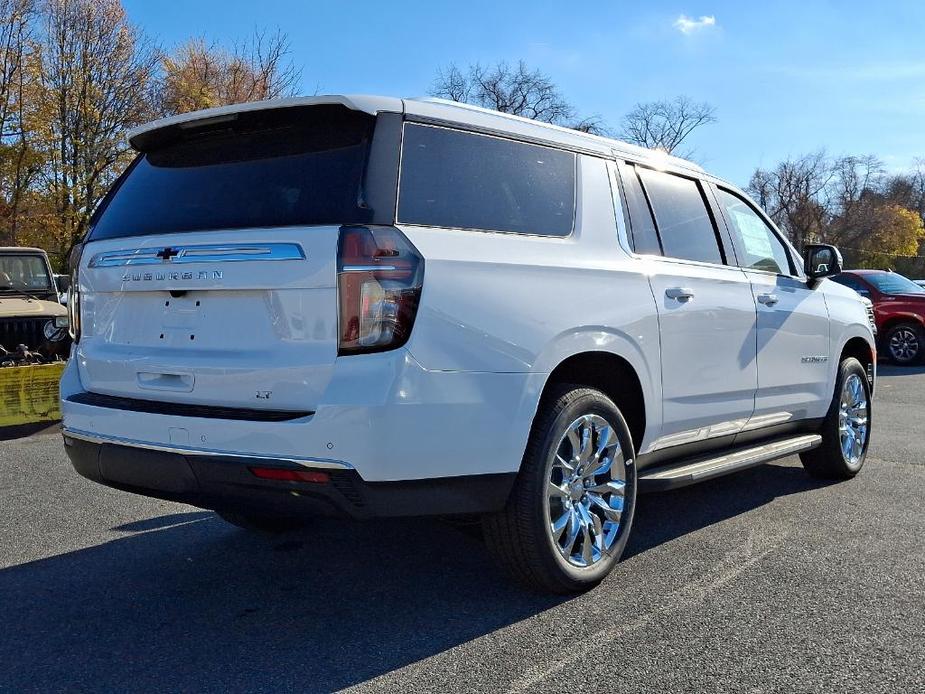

[0,363,65,427]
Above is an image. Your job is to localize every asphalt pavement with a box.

[1,366,923,693]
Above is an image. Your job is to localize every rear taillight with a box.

[67,244,83,343]
[337,226,424,355]
[67,269,81,343]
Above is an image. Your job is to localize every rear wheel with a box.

[216,510,308,533]
[884,322,923,365]
[800,357,871,479]
[482,385,637,593]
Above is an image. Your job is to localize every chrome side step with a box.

[638,434,822,492]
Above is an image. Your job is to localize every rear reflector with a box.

[248,467,330,484]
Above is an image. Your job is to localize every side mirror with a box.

[803,244,843,280]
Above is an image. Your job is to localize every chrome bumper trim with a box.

[61,427,352,470]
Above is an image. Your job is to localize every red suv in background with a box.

[832,270,925,365]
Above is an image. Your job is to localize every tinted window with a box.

[0,254,52,292]
[716,188,793,275]
[398,124,575,236]
[90,106,375,240]
[636,168,723,264]
[617,162,661,255]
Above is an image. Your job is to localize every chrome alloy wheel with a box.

[889,327,920,362]
[838,373,869,466]
[545,414,626,568]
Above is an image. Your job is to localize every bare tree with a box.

[747,151,836,251]
[33,0,160,263]
[430,60,607,135]
[619,96,716,156]
[157,28,301,116]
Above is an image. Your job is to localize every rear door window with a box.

[89,105,376,241]
[398,124,575,236]
[636,167,724,265]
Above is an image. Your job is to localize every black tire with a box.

[883,322,924,365]
[800,357,872,480]
[216,510,308,533]
[482,385,637,593]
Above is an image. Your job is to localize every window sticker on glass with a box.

[732,209,774,258]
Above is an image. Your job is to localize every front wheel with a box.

[800,357,871,479]
[482,385,637,593]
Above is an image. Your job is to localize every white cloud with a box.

[674,14,717,35]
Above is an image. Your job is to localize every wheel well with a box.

[541,352,646,452]
[879,316,924,336]
[840,336,873,373]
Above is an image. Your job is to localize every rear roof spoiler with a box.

[126,95,404,151]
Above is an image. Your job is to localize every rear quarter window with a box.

[397,124,576,236]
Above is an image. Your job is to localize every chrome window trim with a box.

[62,427,352,470]
[88,243,305,268]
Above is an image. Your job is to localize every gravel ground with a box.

[1,365,923,693]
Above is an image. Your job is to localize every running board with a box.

[638,434,822,492]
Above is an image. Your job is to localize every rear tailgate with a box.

[76,228,338,412]
[71,102,403,414]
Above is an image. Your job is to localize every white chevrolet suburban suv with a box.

[61,95,876,593]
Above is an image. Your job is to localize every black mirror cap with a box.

[803,243,843,279]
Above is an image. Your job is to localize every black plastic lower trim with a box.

[67,391,312,422]
[63,436,516,519]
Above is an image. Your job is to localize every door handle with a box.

[757,293,779,306]
[665,287,694,301]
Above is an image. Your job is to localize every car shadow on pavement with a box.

[627,462,833,559]
[0,462,826,692]
[876,363,925,378]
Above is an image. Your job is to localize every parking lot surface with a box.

[1,366,924,693]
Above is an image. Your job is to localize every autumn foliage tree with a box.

[30,0,159,264]
[0,0,35,246]
[0,0,302,268]
[748,153,925,275]
[157,29,300,116]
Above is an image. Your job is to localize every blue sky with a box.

[124,0,925,185]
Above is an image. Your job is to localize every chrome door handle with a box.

[665,287,694,301]
[757,293,779,306]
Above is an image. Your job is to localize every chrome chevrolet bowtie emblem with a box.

[156,247,180,261]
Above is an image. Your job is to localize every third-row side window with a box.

[398,124,576,236]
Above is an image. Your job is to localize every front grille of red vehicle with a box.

[0,317,46,351]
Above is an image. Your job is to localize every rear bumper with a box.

[63,430,516,518]
[60,348,545,483]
